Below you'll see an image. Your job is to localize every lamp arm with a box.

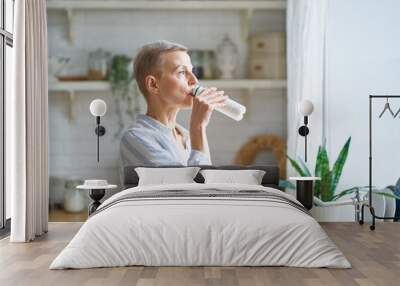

[304,116,308,162]
[97,116,100,162]
[298,116,309,162]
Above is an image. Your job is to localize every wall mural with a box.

[47,6,287,221]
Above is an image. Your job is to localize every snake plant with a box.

[280,137,357,202]
[280,137,400,202]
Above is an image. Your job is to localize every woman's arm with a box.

[189,87,226,161]
[189,124,210,161]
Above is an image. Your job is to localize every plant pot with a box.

[310,205,355,222]
[64,190,87,213]
[63,178,86,213]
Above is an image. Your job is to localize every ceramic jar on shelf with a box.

[88,48,112,80]
[216,34,238,79]
[48,56,70,83]
[189,50,204,79]
[188,50,216,80]
[202,50,216,79]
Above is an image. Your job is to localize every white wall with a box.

[48,8,286,194]
[321,0,400,221]
[46,1,400,221]
[326,0,400,191]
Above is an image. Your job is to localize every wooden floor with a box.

[49,208,88,222]
[0,222,399,286]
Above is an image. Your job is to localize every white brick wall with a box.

[48,8,286,191]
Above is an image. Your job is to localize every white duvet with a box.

[50,183,351,269]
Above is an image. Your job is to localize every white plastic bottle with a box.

[192,85,246,121]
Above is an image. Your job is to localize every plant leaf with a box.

[314,147,321,198]
[314,146,330,200]
[279,180,296,190]
[298,156,312,177]
[314,146,322,176]
[320,171,333,201]
[373,191,400,201]
[331,185,400,201]
[286,155,306,177]
[331,137,351,194]
[332,186,365,201]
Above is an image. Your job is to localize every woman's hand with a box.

[189,87,227,153]
[190,87,228,129]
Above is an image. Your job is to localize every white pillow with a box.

[135,167,200,186]
[200,169,266,185]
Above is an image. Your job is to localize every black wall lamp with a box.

[298,99,314,162]
[89,99,107,162]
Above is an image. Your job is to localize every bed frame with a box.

[123,165,281,190]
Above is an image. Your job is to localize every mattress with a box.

[50,183,351,269]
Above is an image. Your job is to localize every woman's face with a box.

[157,51,198,109]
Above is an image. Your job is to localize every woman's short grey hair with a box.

[134,40,188,98]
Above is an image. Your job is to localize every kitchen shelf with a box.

[49,81,110,93]
[49,79,286,120]
[202,79,286,89]
[49,79,286,93]
[47,0,286,43]
[47,1,286,11]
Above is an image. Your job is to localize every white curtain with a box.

[7,0,49,242]
[286,0,328,175]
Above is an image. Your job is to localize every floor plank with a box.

[0,222,399,286]
[49,208,87,222]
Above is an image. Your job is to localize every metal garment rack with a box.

[360,95,400,230]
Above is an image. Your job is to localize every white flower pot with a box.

[310,205,355,222]
[64,189,87,213]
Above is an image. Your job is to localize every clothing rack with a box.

[360,95,400,230]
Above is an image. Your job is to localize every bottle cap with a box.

[192,85,204,97]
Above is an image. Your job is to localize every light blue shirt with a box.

[120,114,211,179]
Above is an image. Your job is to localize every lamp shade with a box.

[89,99,107,117]
[298,99,314,116]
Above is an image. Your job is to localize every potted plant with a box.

[280,137,399,221]
[108,55,141,139]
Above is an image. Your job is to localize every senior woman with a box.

[120,41,227,170]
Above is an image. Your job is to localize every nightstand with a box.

[77,180,117,216]
[289,177,321,210]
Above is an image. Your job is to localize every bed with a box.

[50,165,351,269]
